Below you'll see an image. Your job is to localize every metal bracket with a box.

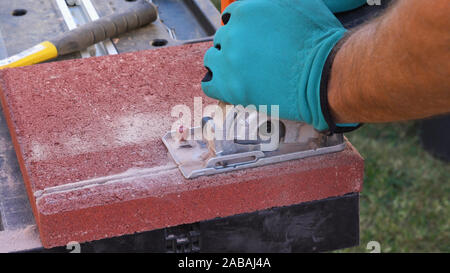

[165,224,201,253]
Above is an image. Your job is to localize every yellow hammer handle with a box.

[0,41,58,70]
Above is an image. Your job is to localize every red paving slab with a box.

[0,42,364,248]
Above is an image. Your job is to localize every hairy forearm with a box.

[328,0,450,123]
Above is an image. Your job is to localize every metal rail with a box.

[55,0,119,58]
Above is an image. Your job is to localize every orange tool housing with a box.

[221,0,235,13]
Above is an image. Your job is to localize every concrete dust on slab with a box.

[112,112,171,146]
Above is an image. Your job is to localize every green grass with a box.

[212,0,221,10]
[209,0,449,253]
[340,122,449,253]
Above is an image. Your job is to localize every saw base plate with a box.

[163,126,346,179]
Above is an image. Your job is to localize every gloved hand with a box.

[323,0,367,13]
[202,0,355,132]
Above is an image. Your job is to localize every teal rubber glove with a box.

[323,0,367,13]
[201,0,348,132]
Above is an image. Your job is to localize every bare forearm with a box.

[328,0,450,123]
